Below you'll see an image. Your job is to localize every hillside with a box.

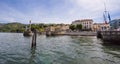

[0,22,25,32]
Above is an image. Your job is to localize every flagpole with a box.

[108,12,111,22]
[103,1,108,24]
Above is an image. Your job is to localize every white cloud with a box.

[68,0,120,22]
[0,0,120,24]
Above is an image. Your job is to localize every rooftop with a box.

[73,19,93,22]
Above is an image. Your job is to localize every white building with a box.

[72,19,93,30]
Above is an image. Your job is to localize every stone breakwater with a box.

[55,31,97,36]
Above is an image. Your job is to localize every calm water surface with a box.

[0,33,120,64]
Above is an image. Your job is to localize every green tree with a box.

[69,25,76,31]
[76,24,82,31]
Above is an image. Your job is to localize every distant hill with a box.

[0,24,4,27]
[0,22,68,33]
[0,22,25,32]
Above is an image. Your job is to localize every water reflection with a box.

[70,36,120,64]
[29,47,36,64]
[102,43,120,58]
[0,33,120,64]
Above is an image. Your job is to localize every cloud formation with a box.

[69,0,120,22]
[0,0,120,24]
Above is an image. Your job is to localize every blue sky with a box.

[0,0,120,24]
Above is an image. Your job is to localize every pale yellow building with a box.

[72,19,93,30]
[56,24,69,31]
[93,23,110,31]
[45,24,70,34]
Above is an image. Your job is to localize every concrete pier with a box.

[97,31,120,44]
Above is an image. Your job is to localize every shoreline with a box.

[0,31,97,36]
[54,31,97,36]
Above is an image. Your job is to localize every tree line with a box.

[0,22,67,33]
[69,24,82,31]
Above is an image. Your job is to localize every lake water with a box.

[0,33,120,64]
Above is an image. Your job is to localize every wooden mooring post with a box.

[31,29,37,48]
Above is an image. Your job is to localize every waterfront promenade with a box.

[65,31,96,36]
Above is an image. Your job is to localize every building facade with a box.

[93,23,110,31]
[45,24,70,34]
[72,19,93,30]
[109,19,120,30]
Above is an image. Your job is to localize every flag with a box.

[108,12,111,22]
